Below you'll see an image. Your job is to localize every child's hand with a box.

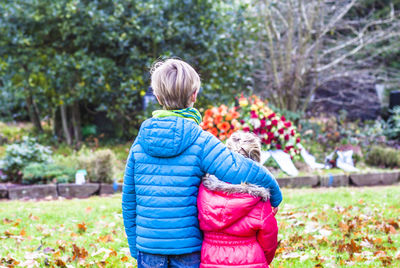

[272,207,279,216]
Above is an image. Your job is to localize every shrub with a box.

[385,106,400,140]
[365,146,400,168]
[22,163,75,185]
[0,137,52,182]
[78,149,116,183]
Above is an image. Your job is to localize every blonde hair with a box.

[226,131,261,163]
[150,59,201,110]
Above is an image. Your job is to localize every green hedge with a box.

[0,0,254,139]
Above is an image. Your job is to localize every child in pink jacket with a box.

[198,131,279,268]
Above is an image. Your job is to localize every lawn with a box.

[1,185,399,267]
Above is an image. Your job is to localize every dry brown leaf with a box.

[29,214,39,221]
[72,244,89,261]
[4,230,14,237]
[20,229,26,237]
[388,219,399,229]
[12,219,21,227]
[339,221,349,233]
[54,258,66,266]
[77,222,87,233]
[98,234,114,243]
[2,218,12,224]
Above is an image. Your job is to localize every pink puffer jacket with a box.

[198,175,278,268]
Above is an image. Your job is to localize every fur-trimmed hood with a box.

[202,174,270,201]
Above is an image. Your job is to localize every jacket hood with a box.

[198,175,270,229]
[137,117,202,158]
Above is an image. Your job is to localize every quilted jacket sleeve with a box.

[200,133,283,207]
[257,201,279,264]
[122,146,137,259]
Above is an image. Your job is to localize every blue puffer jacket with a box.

[122,117,282,258]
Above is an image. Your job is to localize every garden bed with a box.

[0,183,123,200]
[1,170,399,200]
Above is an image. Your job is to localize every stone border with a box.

[0,171,399,200]
[0,183,123,200]
[350,171,400,186]
[319,174,349,187]
[277,176,319,188]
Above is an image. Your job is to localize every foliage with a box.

[365,146,400,168]
[201,105,241,141]
[385,106,400,140]
[238,95,301,158]
[78,149,116,183]
[300,115,387,152]
[0,122,33,143]
[22,163,75,185]
[1,187,400,266]
[0,0,254,140]
[0,137,52,182]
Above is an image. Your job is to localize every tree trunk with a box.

[25,91,43,133]
[60,104,72,145]
[71,101,82,144]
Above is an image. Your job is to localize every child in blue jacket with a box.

[122,59,282,268]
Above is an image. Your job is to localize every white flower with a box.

[249,118,261,129]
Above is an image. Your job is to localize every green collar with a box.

[152,107,202,125]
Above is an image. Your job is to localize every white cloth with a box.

[260,150,271,164]
[269,150,299,176]
[336,150,359,172]
[298,144,324,169]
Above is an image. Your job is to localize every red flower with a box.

[281,115,286,121]
[291,129,296,136]
[276,144,282,149]
[253,128,260,135]
[243,127,250,132]
[260,129,267,134]
[240,120,245,124]
[217,122,231,132]
[286,145,293,150]
[296,137,301,143]
[284,121,292,128]
[284,134,289,141]
[214,115,223,125]
[250,110,258,118]
[210,128,218,137]
[267,132,274,139]
[272,120,278,126]
[260,119,266,128]
[266,124,272,130]
[278,128,285,134]
[205,109,213,118]
[267,113,276,119]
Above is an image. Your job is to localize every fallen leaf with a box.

[77,222,87,233]
[20,229,26,237]
[98,234,114,243]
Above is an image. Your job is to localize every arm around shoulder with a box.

[200,132,283,207]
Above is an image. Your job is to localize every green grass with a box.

[1,186,399,267]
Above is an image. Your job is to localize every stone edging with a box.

[278,171,400,188]
[0,171,399,200]
[0,183,123,200]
